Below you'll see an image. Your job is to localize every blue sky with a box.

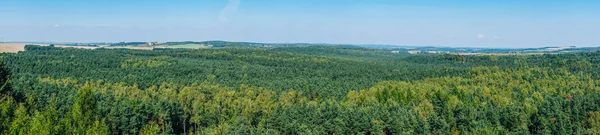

[0,0,599,47]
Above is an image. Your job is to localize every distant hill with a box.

[20,41,600,54]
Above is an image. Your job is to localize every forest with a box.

[0,45,599,134]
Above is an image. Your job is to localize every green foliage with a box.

[0,96,15,132]
[8,104,29,135]
[584,111,600,134]
[0,45,600,134]
[120,56,172,68]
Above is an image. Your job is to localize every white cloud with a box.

[477,34,485,39]
[219,0,241,22]
[53,24,60,28]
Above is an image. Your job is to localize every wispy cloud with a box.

[477,34,485,39]
[219,0,241,22]
[493,36,500,39]
[53,24,60,28]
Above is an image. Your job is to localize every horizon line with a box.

[0,40,595,49]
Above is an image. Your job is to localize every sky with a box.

[0,0,599,48]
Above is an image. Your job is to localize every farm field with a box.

[0,43,31,53]
[0,43,50,53]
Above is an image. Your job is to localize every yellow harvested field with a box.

[0,43,28,53]
[0,43,49,53]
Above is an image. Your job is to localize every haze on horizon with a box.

[0,0,599,48]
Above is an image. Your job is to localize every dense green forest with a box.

[0,45,599,134]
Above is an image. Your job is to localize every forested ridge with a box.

[0,45,599,134]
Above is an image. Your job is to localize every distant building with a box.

[546,46,576,51]
[391,51,400,54]
[408,50,421,54]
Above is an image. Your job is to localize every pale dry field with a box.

[0,43,28,53]
[0,43,50,53]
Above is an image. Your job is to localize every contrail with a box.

[219,0,241,22]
